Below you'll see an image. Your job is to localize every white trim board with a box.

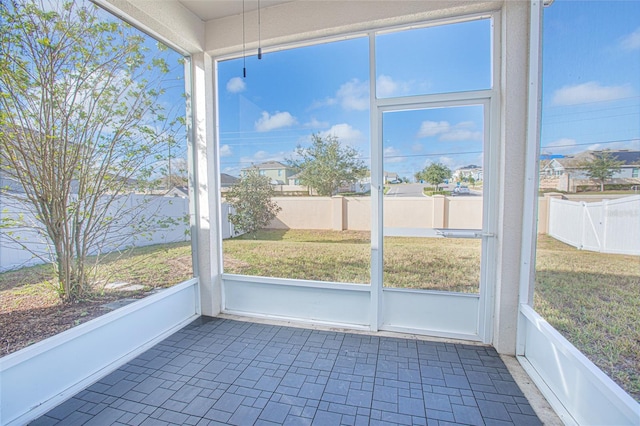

[1,280,199,426]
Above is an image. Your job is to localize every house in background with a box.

[453,164,483,182]
[164,185,189,198]
[606,150,640,179]
[242,161,296,185]
[383,171,399,183]
[540,150,640,191]
[287,172,302,186]
[220,173,239,191]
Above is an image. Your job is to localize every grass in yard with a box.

[384,237,480,292]
[223,230,371,283]
[0,241,192,356]
[223,229,480,291]
[93,242,193,288]
[535,235,640,401]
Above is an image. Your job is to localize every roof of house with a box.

[552,151,595,168]
[165,186,189,197]
[554,150,640,168]
[243,161,290,170]
[220,173,239,185]
[599,150,640,165]
[457,164,482,170]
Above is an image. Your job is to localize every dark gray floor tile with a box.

[182,395,216,417]
[227,405,262,425]
[84,407,127,425]
[508,412,544,426]
[44,398,86,420]
[298,382,325,399]
[212,392,244,413]
[398,396,425,417]
[32,318,543,426]
[312,410,342,425]
[477,399,511,421]
[451,404,484,426]
[140,388,174,406]
[260,401,291,423]
[381,409,413,425]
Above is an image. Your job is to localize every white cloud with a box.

[417,121,450,138]
[620,27,640,51]
[376,75,413,98]
[239,150,291,166]
[438,156,455,168]
[440,129,483,142]
[314,76,419,111]
[542,138,578,154]
[335,79,369,111]
[417,120,482,141]
[255,111,296,132]
[219,144,232,157]
[587,140,639,152]
[308,97,337,110]
[319,123,365,145]
[542,138,639,155]
[384,146,405,163]
[304,118,329,129]
[551,82,634,106]
[411,143,423,153]
[226,77,246,93]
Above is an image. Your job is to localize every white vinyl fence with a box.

[548,195,640,255]
[0,194,190,272]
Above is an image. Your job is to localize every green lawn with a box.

[1,230,638,401]
[533,235,640,402]
[223,229,480,292]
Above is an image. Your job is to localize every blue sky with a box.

[214,0,639,180]
[540,0,640,156]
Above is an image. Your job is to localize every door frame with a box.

[371,96,497,342]
[367,13,500,343]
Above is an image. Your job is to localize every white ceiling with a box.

[178,0,293,22]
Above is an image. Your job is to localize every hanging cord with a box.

[258,0,262,59]
[242,0,247,77]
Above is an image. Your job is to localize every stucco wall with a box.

[264,196,482,231]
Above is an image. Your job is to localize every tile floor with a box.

[32,317,542,425]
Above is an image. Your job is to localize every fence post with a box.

[432,195,446,228]
[580,201,587,250]
[543,192,564,235]
[601,199,609,253]
[332,196,345,231]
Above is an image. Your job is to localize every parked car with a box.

[388,179,402,184]
[454,186,470,195]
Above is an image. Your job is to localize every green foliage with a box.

[226,168,282,238]
[0,0,185,301]
[415,162,452,191]
[289,134,368,196]
[579,151,624,192]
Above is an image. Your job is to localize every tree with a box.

[289,134,368,196]
[579,151,624,192]
[415,162,452,191]
[0,1,184,301]
[225,168,281,238]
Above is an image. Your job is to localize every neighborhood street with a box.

[385,183,482,197]
[385,183,427,197]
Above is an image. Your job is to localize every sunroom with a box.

[1,0,639,425]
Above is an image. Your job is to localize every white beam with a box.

[95,0,205,54]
